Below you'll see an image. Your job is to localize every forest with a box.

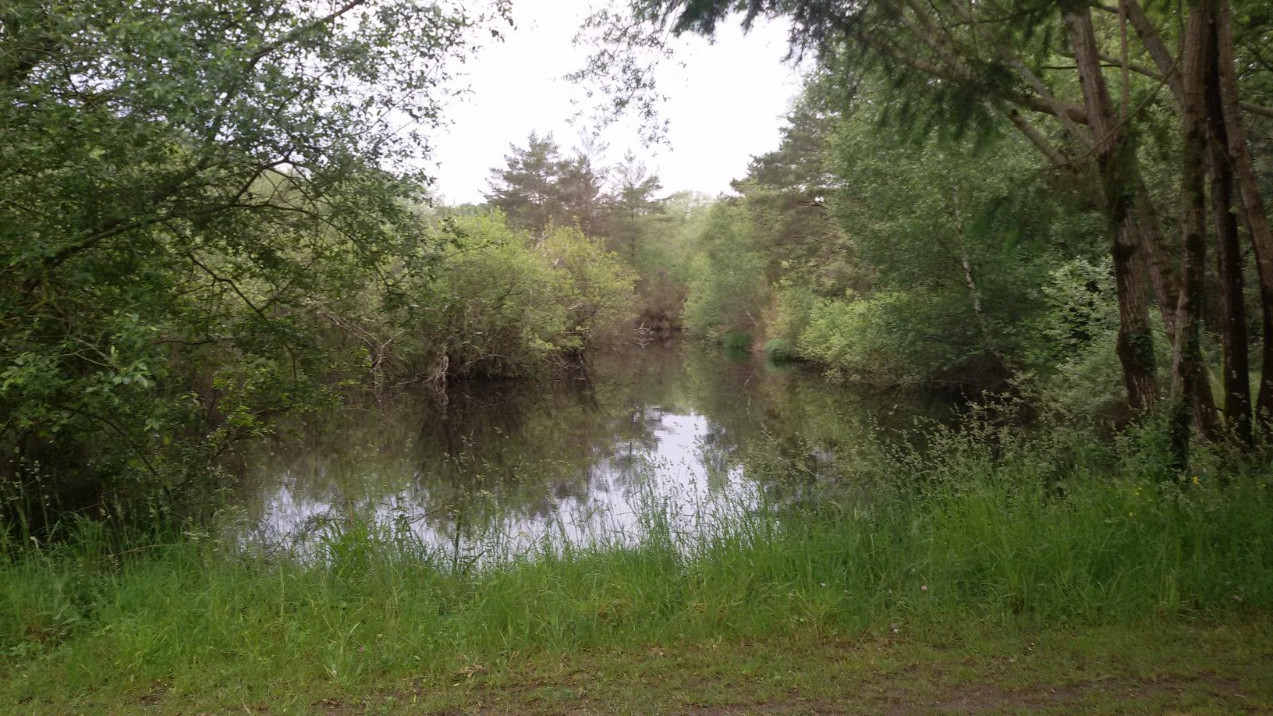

[3,0,1273,712]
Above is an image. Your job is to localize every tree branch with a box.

[1120,0,1184,105]
[1242,102,1273,120]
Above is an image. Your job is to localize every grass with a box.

[16,619,1269,714]
[3,425,1273,713]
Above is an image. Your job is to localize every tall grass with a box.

[3,422,1272,705]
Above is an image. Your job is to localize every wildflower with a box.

[921,585,928,592]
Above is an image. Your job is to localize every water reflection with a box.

[235,343,948,564]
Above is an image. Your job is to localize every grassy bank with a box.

[4,430,1273,712]
[10,619,1271,714]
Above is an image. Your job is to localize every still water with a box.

[234,343,947,565]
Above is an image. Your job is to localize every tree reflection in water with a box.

[235,342,951,565]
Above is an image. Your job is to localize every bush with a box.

[763,339,799,364]
[798,291,911,384]
[682,205,768,340]
[1022,258,1172,426]
[537,226,638,351]
[766,282,817,346]
[396,214,567,381]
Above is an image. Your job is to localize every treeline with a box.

[581,0,1273,466]
[6,0,1273,532]
[0,0,719,531]
[477,111,1113,423]
[674,79,1114,401]
[0,1,651,531]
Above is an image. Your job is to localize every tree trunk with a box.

[1205,14,1253,444]
[1065,8,1158,414]
[1132,186,1179,339]
[1121,0,1184,104]
[1169,1,1215,462]
[952,186,1002,363]
[1131,179,1220,437]
[1215,0,1273,430]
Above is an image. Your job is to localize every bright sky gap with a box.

[428,0,806,204]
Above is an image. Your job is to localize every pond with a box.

[232,342,950,566]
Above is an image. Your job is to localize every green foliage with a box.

[721,331,753,354]
[732,83,862,297]
[485,133,606,236]
[1020,259,1125,422]
[597,154,667,260]
[627,191,712,337]
[1019,258,1182,426]
[383,213,637,382]
[667,74,1114,394]
[799,291,916,385]
[822,95,1075,377]
[395,214,564,380]
[682,203,768,340]
[539,226,639,350]
[766,281,817,344]
[482,139,686,343]
[0,0,483,527]
[647,75,1098,391]
[1028,259,1120,365]
[763,339,799,364]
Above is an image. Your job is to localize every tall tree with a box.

[600,153,665,259]
[485,133,606,236]
[732,81,858,296]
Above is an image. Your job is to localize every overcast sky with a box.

[426,0,806,205]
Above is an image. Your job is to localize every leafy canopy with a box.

[0,0,491,522]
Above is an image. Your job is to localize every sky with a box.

[426,0,806,205]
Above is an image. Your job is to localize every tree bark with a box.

[1065,7,1158,414]
[1205,14,1253,444]
[952,185,1002,363]
[1129,176,1222,438]
[1121,0,1184,105]
[1215,0,1273,430]
[1169,1,1216,461]
[1132,186,1179,338]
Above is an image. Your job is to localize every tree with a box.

[682,202,769,340]
[731,81,859,297]
[538,226,640,351]
[824,92,1069,381]
[722,76,1090,390]
[485,133,606,236]
[0,0,485,523]
[601,153,666,260]
[599,0,1273,457]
